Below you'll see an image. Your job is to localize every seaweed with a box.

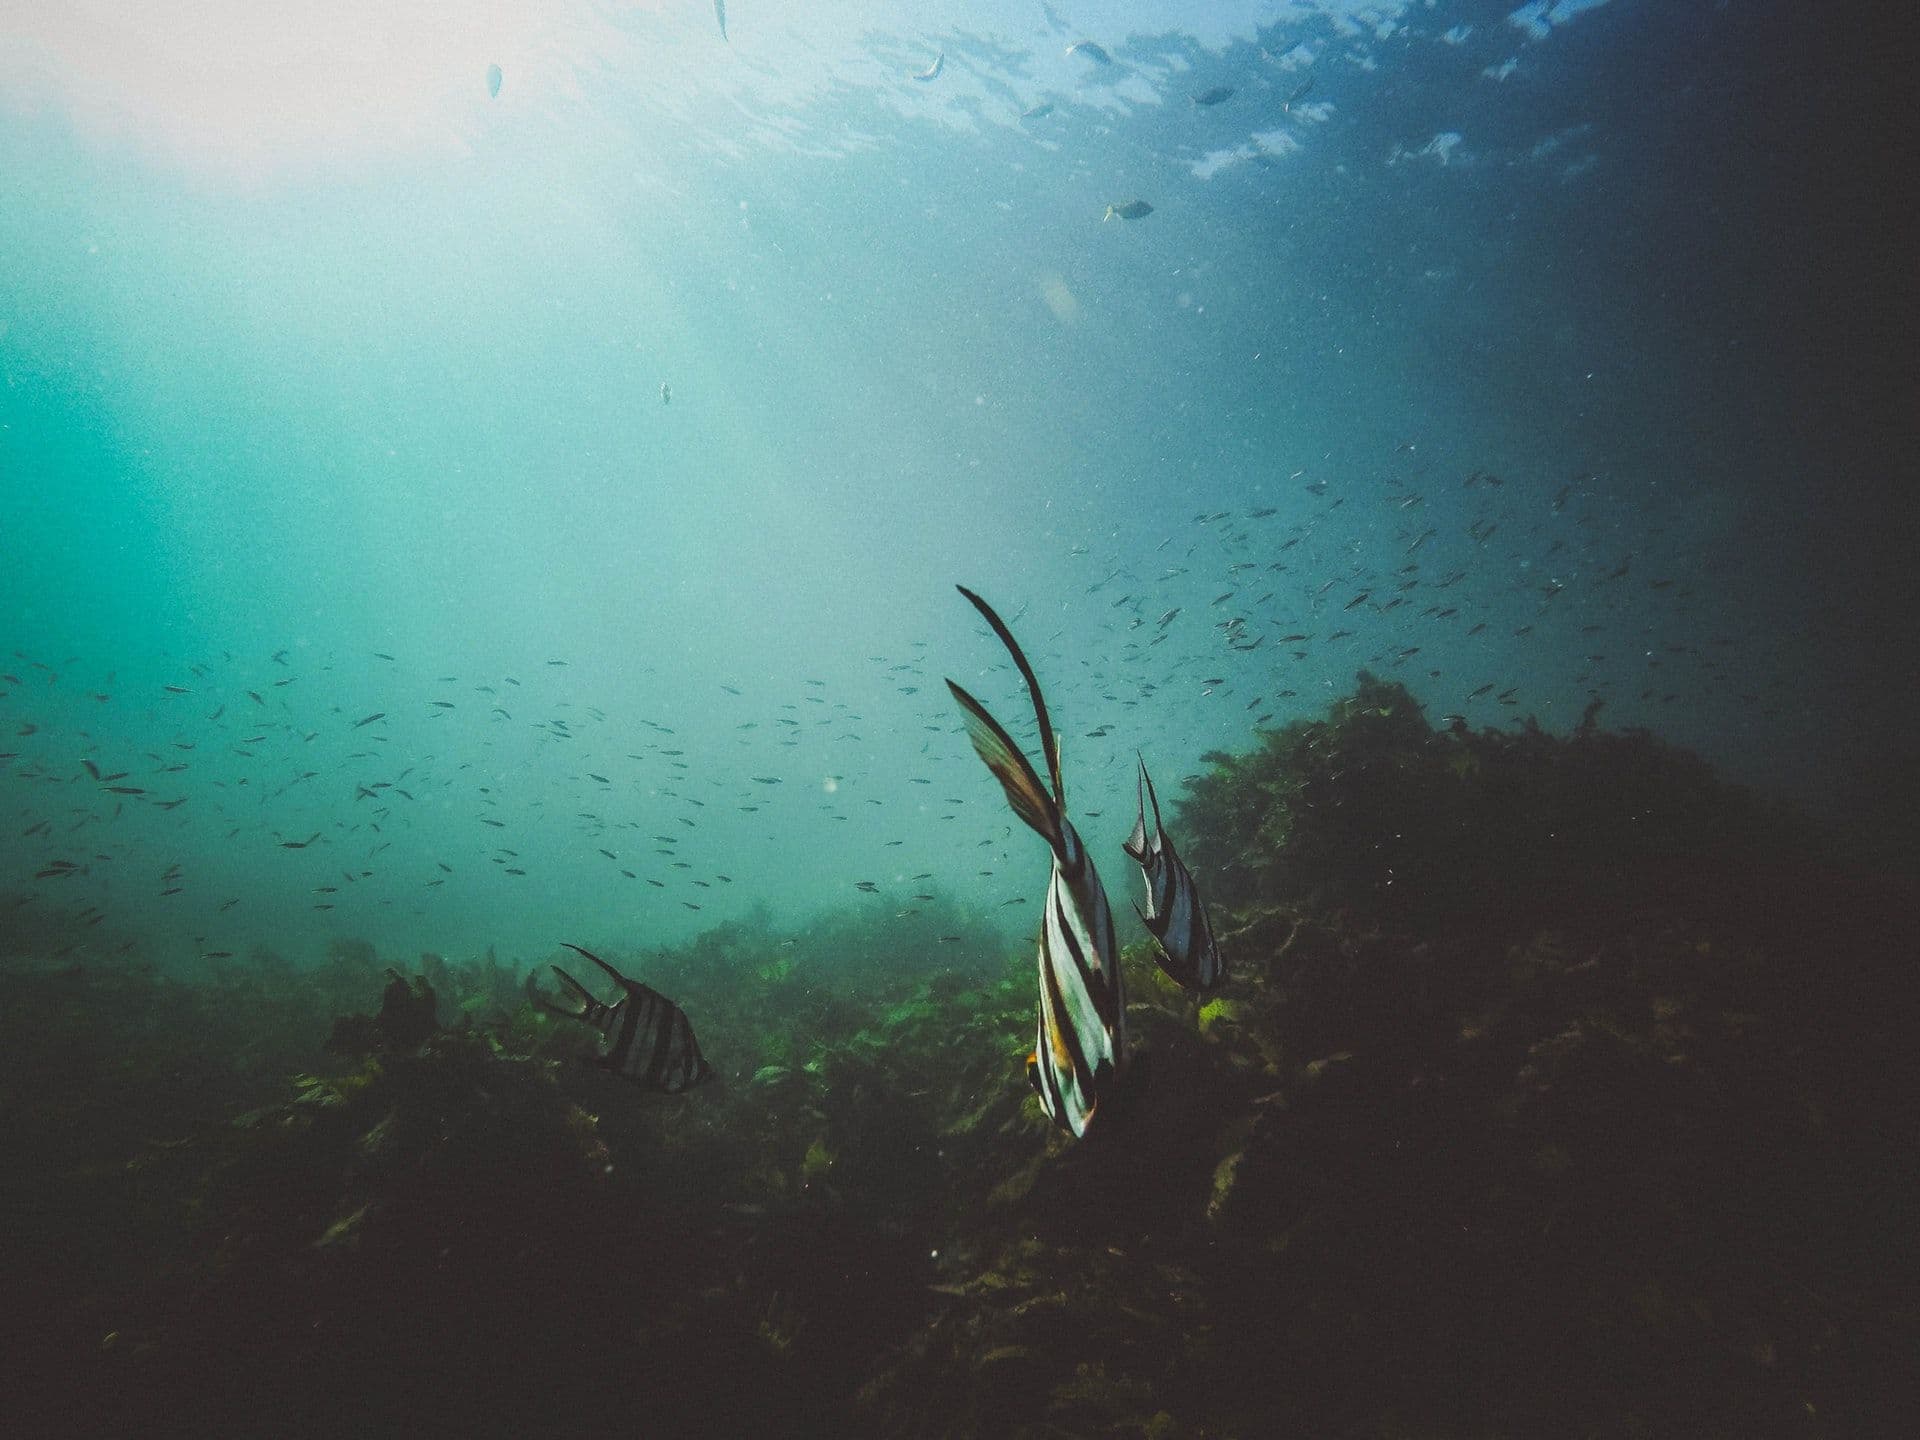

[1177,671,1816,934]
[3,681,1912,1438]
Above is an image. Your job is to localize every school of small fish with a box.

[0,461,1740,936]
[0,5,1849,1170]
[0,444,1769,1134]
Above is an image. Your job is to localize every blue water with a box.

[1,1,1902,969]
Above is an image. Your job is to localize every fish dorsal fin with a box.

[1138,755,1166,834]
[1123,760,1151,863]
[947,680,1060,847]
[561,942,638,997]
[956,585,1065,807]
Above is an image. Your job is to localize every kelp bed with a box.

[3,679,1913,1438]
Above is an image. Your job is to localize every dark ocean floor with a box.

[5,685,1914,1438]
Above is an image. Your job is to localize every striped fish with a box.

[527,943,712,1093]
[946,585,1126,1138]
[1123,757,1223,991]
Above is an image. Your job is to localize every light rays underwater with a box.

[1,1,1911,1435]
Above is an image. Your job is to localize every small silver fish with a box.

[1021,102,1054,120]
[1103,200,1153,221]
[660,382,671,406]
[1066,40,1112,65]
[1190,86,1234,107]
[914,52,944,82]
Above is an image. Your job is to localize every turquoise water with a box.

[1,0,1902,968]
[3,8,1912,1437]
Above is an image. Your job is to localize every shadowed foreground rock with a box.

[3,683,1910,1438]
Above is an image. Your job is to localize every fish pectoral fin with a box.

[947,680,1060,847]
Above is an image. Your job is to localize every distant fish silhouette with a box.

[1123,757,1223,991]
[1066,40,1112,66]
[528,944,713,1094]
[486,63,502,99]
[715,0,727,44]
[914,52,944,83]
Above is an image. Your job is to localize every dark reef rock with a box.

[322,967,440,1056]
[4,684,1911,1439]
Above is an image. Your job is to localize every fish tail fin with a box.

[946,680,1061,847]
[955,585,1065,804]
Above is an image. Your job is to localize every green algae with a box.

[2,679,1912,1438]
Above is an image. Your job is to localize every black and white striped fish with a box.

[527,943,713,1093]
[1123,757,1223,991]
[947,585,1126,1138]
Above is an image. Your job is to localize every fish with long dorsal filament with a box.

[946,585,1125,1139]
[526,944,712,1093]
[1123,756,1223,991]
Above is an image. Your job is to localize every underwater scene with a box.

[1,2,1911,1436]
